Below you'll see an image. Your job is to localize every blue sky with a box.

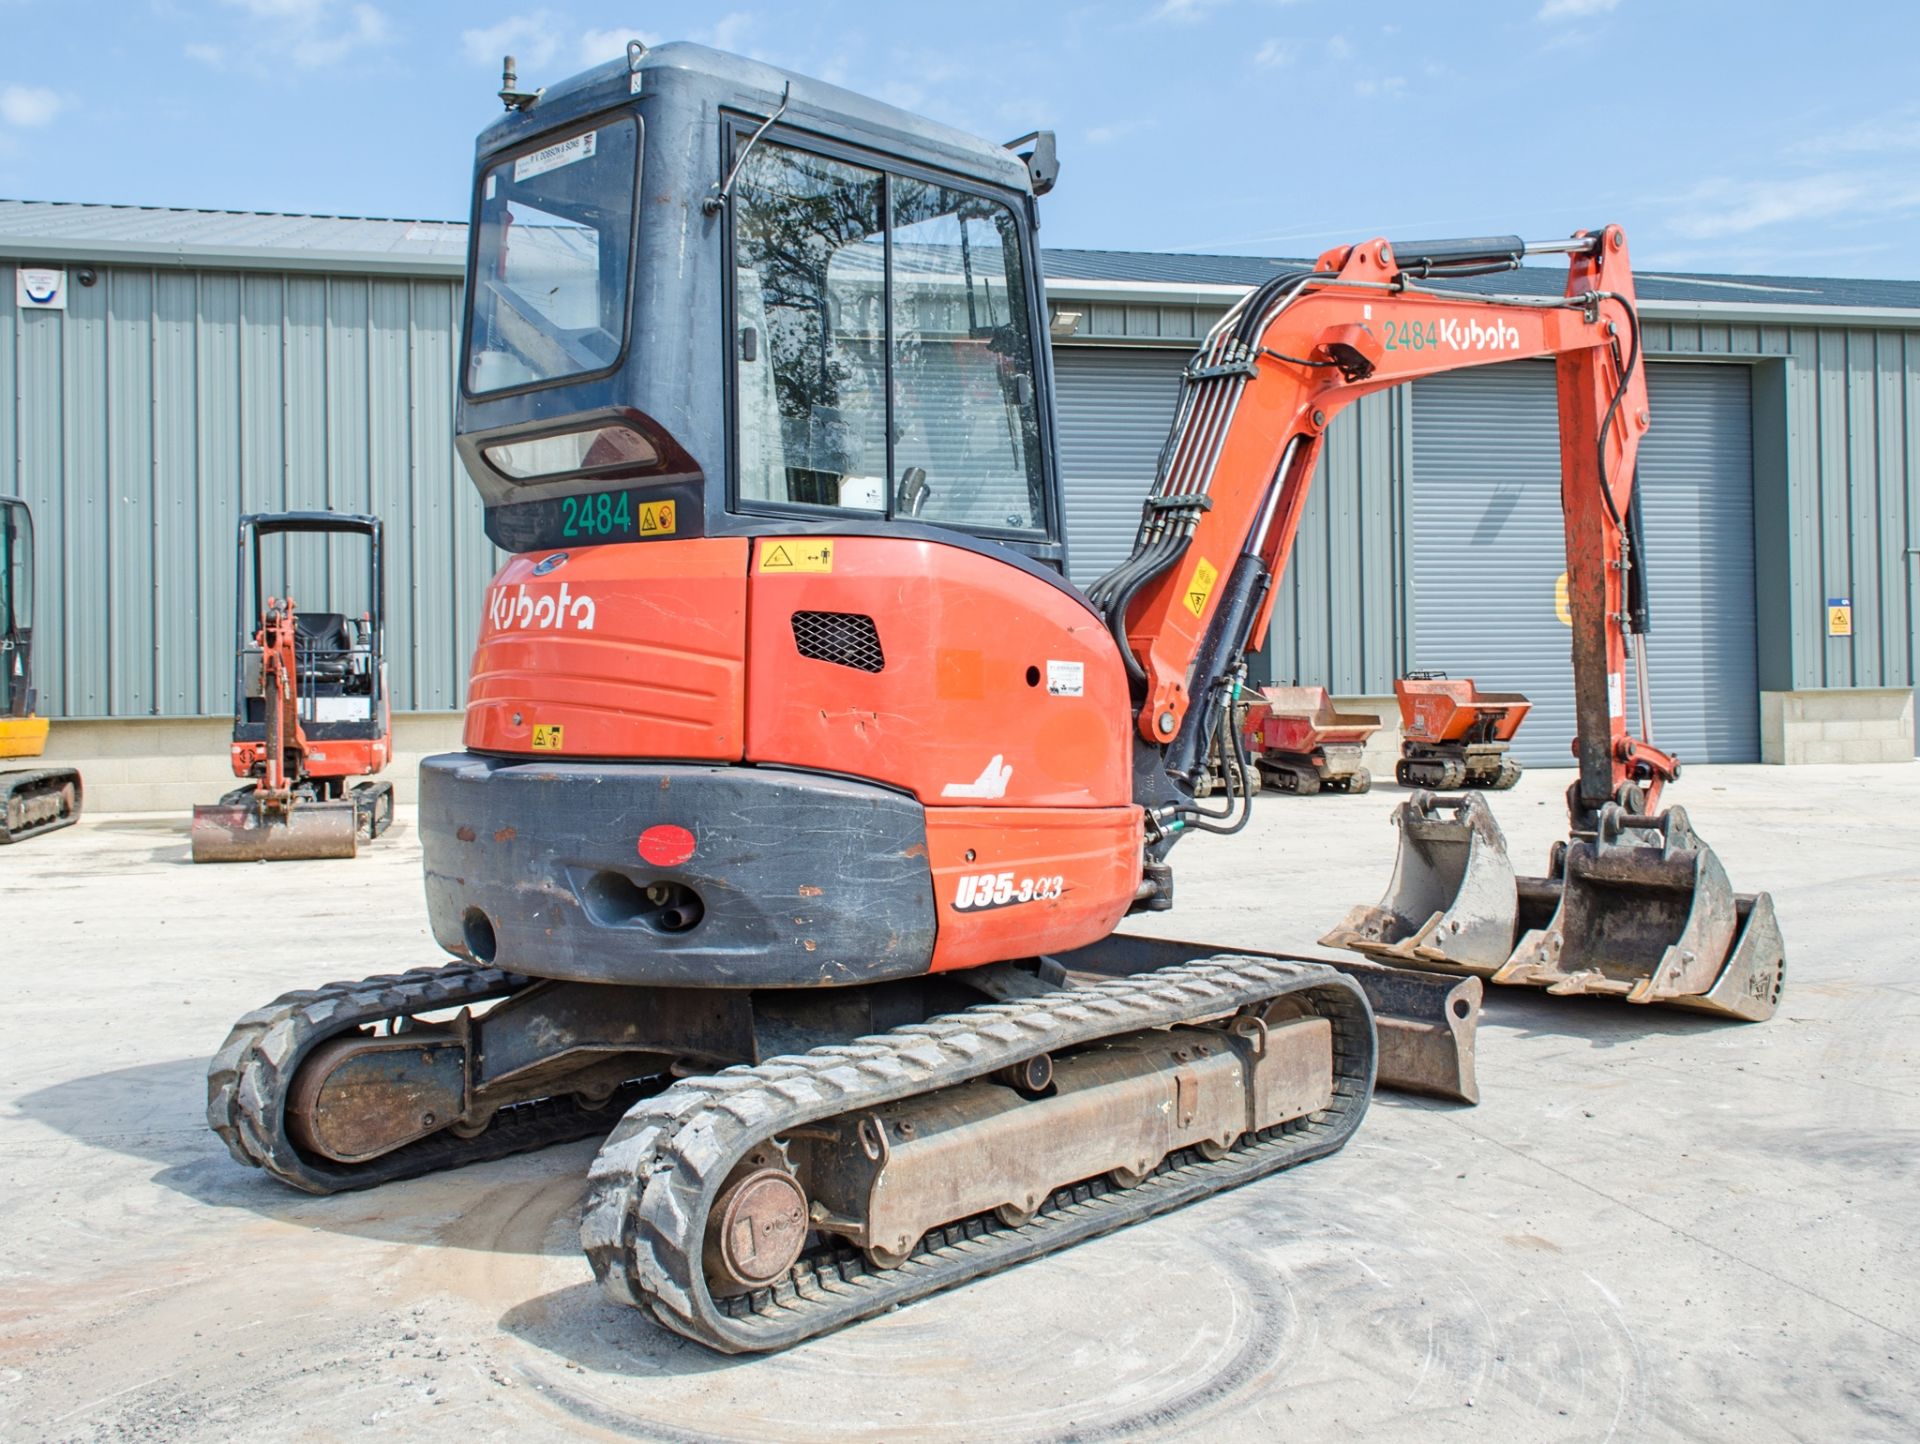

[5,1,1918,278]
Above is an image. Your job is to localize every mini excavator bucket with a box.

[1326,796,1785,1022]
[1320,791,1518,973]
[1495,805,1785,1021]
[190,793,358,863]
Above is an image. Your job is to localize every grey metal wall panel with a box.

[1409,360,1760,765]
[6,262,487,719]
[1050,346,1186,586]
[1614,319,1920,698]
[1050,344,1402,693]
[1623,364,1760,760]
[7,253,1917,725]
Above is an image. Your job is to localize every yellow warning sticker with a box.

[758,539,835,574]
[1182,556,1219,618]
[531,724,565,751]
[638,500,676,536]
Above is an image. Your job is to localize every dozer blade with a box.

[191,796,358,863]
[1050,931,1481,1104]
[1495,804,1785,1022]
[1319,790,1518,974]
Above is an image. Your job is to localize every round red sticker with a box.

[638,824,696,868]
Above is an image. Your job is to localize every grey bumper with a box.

[420,753,937,988]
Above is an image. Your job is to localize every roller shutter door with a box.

[1410,360,1759,766]
[1051,347,1188,586]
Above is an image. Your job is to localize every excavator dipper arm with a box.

[1112,228,1788,1020]
[1106,227,1670,825]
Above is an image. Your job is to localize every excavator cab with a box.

[0,496,82,842]
[456,43,1064,569]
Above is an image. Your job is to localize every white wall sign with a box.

[16,267,66,310]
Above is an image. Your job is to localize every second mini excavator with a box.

[211,43,1784,1353]
[190,513,394,863]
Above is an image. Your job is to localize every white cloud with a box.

[1664,174,1920,240]
[1325,34,1353,60]
[1537,0,1617,20]
[297,3,388,67]
[1085,119,1144,146]
[1354,75,1406,97]
[195,0,393,71]
[577,27,661,70]
[703,12,755,54]
[1788,110,1920,160]
[0,85,63,127]
[1253,38,1293,68]
[460,10,558,71]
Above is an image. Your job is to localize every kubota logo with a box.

[487,582,596,632]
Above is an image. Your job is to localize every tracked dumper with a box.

[212,41,1776,1351]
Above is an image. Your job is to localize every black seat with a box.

[294,612,354,682]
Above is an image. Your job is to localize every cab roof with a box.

[476,41,1035,198]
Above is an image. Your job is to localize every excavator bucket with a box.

[190,793,358,863]
[1495,805,1785,1021]
[1319,791,1518,974]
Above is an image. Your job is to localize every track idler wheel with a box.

[704,1167,810,1293]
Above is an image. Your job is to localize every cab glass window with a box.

[468,118,639,395]
[731,139,1044,533]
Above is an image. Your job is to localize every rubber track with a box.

[207,962,647,1195]
[580,954,1375,1353]
[0,767,82,844]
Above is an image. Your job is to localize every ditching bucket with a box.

[1494,805,1785,1021]
[1319,791,1518,973]
[190,794,358,863]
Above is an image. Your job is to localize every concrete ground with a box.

[2,762,1916,1443]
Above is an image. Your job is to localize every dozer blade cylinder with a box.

[1050,931,1480,1104]
[190,798,359,863]
[1319,790,1519,974]
[1496,804,1785,1021]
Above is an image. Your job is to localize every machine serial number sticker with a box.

[515,130,597,182]
[758,540,835,573]
[1045,660,1084,697]
[953,872,1065,912]
[1183,556,1219,617]
[639,500,676,536]
[531,724,565,751]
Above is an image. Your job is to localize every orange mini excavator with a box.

[211,43,1784,1353]
[190,513,394,862]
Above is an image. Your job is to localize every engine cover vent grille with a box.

[791,611,884,673]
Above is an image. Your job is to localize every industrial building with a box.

[0,198,1913,807]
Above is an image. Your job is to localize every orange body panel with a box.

[924,805,1144,972]
[745,536,1132,809]
[465,537,750,759]
[230,736,388,780]
[1395,678,1531,744]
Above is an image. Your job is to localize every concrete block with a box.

[1824,719,1861,742]
[1874,737,1917,764]
[1859,719,1904,741]
[1798,739,1848,765]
